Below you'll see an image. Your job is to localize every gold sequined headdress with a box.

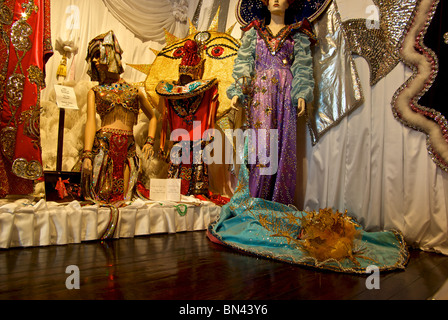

[86,30,124,81]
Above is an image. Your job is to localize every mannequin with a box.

[208,0,409,274]
[156,39,219,197]
[82,31,157,203]
[227,0,315,205]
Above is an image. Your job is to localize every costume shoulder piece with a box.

[291,18,318,45]
[156,78,218,100]
[242,18,317,46]
[240,18,317,56]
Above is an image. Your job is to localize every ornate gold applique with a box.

[19,103,41,149]
[112,178,125,195]
[18,65,44,150]
[0,3,13,26]
[21,0,38,19]
[5,74,25,109]
[11,20,32,52]
[179,167,192,181]
[264,105,273,115]
[12,158,43,180]
[444,32,448,45]
[0,127,17,161]
[253,121,262,129]
[28,64,44,86]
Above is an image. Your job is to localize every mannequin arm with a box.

[297,98,306,117]
[139,89,157,158]
[82,89,97,172]
[231,95,241,110]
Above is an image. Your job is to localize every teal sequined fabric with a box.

[208,140,409,274]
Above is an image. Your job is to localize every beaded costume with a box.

[207,0,409,275]
[84,82,141,203]
[157,40,219,196]
[82,31,146,204]
[0,0,53,197]
[208,0,410,274]
[87,128,138,203]
[93,82,140,127]
[227,19,315,205]
[158,80,219,195]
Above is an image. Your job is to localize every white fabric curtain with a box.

[101,0,197,43]
[43,0,200,101]
[303,0,448,255]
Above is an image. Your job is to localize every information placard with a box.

[54,85,78,110]
[149,179,181,202]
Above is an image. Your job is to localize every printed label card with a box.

[150,179,181,202]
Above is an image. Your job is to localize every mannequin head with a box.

[261,0,300,25]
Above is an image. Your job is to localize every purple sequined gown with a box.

[248,34,297,205]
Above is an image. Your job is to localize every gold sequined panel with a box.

[342,0,419,85]
[11,20,33,52]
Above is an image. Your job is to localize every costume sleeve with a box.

[208,84,219,129]
[159,99,169,155]
[290,31,314,106]
[226,28,257,100]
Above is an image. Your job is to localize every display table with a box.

[0,197,221,249]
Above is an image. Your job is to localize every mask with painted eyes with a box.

[129,17,241,122]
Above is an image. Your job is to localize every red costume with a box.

[0,0,53,197]
[156,40,219,196]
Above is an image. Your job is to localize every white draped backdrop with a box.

[9,0,446,253]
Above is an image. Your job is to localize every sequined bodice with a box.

[253,23,294,71]
[255,33,294,70]
[93,82,140,123]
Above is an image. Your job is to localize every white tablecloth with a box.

[0,197,221,248]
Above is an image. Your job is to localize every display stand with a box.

[44,97,82,202]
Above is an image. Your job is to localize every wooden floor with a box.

[1,230,447,301]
